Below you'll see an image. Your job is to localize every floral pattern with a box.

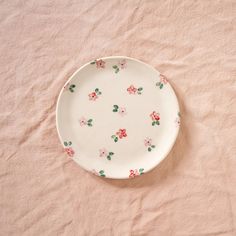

[79,117,93,127]
[61,58,180,178]
[112,105,127,116]
[88,88,102,101]
[112,59,127,73]
[156,74,168,89]
[127,85,143,95]
[92,169,106,177]
[90,59,106,68]
[175,112,181,127]
[129,168,144,178]
[111,129,127,142]
[64,83,76,93]
[150,111,160,126]
[144,138,156,152]
[64,141,75,157]
[99,148,114,160]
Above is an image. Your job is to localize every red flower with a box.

[129,169,139,178]
[116,129,127,139]
[150,111,160,121]
[65,147,74,157]
[160,74,168,84]
[127,85,137,94]
[96,59,106,68]
[89,92,98,101]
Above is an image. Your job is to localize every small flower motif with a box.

[116,129,127,139]
[79,117,93,127]
[65,147,75,157]
[90,59,106,68]
[112,59,127,73]
[127,85,143,95]
[118,59,127,69]
[144,138,156,152]
[160,74,168,84]
[79,117,87,126]
[129,168,144,178]
[64,83,76,93]
[150,111,160,126]
[156,74,168,89]
[112,105,127,116]
[111,129,127,142]
[99,148,114,160]
[92,169,106,177]
[99,148,108,157]
[175,112,181,127]
[144,138,152,147]
[64,141,74,157]
[118,107,127,116]
[88,88,102,101]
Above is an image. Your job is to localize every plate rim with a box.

[56,55,180,179]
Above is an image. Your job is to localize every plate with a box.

[56,56,180,179]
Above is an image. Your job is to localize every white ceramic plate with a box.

[56,56,180,179]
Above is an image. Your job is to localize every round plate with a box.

[56,56,180,179]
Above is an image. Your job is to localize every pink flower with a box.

[96,59,106,68]
[79,117,87,126]
[92,169,99,176]
[99,148,108,157]
[118,59,127,69]
[160,74,168,84]
[116,129,127,139]
[89,92,98,101]
[65,147,74,157]
[150,111,160,121]
[175,117,180,127]
[127,85,137,94]
[144,138,152,147]
[129,169,139,178]
[118,107,127,116]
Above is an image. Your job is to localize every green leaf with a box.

[160,84,163,89]
[109,152,114,155]
[115,68,119,73]
[137,92,141,95]
[64,142,68,146]
[87,123,92,127]
[111,135,116,139]
[138,87,143,91]
[148,147,152,152]
[156,82,161,86]
[99,170,104,174]
[152,121,156,126]
[113,109,118,112]
[114,137,118,142]
[95,88,99,93]
[107,156,111,160]
[113,65,118,69]
[98,92,102,95]
[101,174,106,177]
[151,145,155,148]
[113,105,119,109]
[71,84,76,88]
[88,119,93,123]
[90,61,96,64]
[139,168,144,172]
[156,120,160,125]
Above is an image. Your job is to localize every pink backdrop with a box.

[1,1,236,235]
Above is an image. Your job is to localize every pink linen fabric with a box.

[1,0,236,235]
